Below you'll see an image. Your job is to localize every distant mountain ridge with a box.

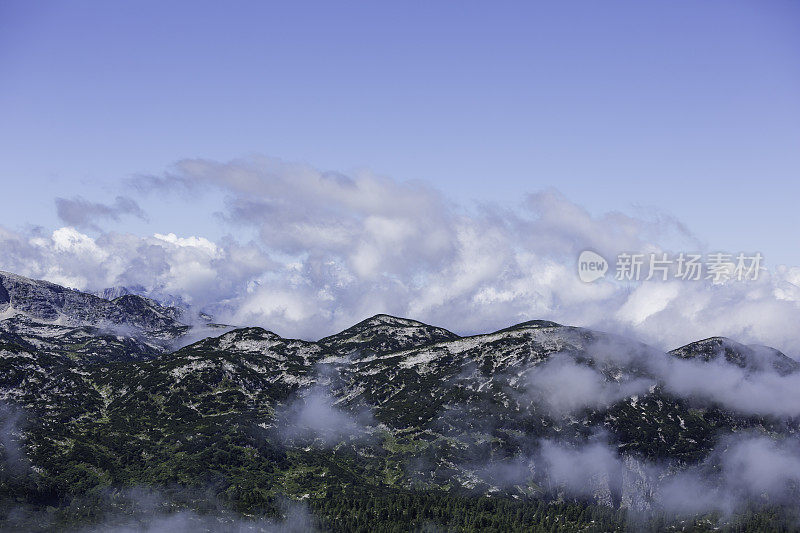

[669,336,800,375]
[0,271,185,333]
[93,285,146,301]
[0,271,190,360]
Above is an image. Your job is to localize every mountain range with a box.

[0,270,798,532]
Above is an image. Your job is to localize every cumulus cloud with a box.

[55,195,146,231]
[2,156,800,354]
[0,226,271,313]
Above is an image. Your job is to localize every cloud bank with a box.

[3,156,800,355]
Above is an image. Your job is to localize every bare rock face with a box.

[621,455,658,512]
[0,277,10,309]
[0,271,190,360]
[0,271,186,338]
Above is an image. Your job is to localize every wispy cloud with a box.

[465,432,800,517]
[0,402,28,478]
[55,195,146,231]
[524,353,654,416]
[273,384,374,447]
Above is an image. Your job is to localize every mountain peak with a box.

[95,285,145,301]
[492,319,564,334]
[361,314,433,327]
[669,336,799,375]
[319,313,460,357]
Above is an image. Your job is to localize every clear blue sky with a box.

[1,1,799,263]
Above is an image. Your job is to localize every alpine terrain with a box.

[0,270,798,532]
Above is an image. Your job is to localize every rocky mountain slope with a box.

[0,272,798,531]
[0,271,192,360]
[0,271,185,334]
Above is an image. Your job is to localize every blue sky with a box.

[2,2,800,348]
[2,1,799,262]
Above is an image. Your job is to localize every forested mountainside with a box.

[1,271,799,532]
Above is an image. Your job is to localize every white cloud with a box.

[2,156,800,356]
[615,282,681,325]
[524,354,654,415]
[50,227,108,260]
[274,386,373,446]
[55,195,146,231]
[153,233,221,256]
[659,355,800,418]
[536,434,800,516]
